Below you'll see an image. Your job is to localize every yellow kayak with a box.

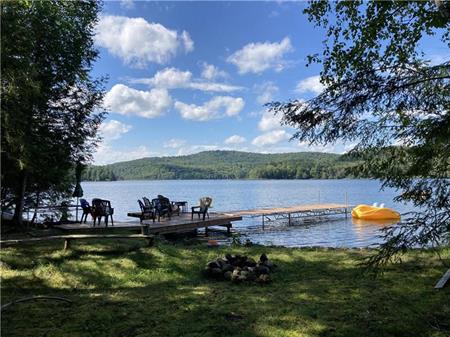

[351,204,400,220]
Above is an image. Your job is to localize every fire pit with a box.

[204,253,276,284]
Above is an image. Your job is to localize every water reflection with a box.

[352,218,399,227]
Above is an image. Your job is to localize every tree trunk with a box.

[13,172,27,226]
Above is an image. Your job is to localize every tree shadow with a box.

[1,243,449,337]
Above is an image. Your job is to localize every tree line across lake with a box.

[82,150,365,181]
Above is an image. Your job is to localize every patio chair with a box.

[152,196,172,221]
[191,197,212,221]
[138,199,155,223]
[143,197,153,209]
[79,198,92,223]
[92,198,114,227]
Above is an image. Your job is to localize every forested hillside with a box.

[82,151,363,181]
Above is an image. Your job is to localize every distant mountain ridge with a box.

[82,150,361,181]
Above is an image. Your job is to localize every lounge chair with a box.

[138,199,155,223]
[143,197,153,210]
[79,198,91,223]
[191,197,212,221]
[152,196,172,221]
[92,198,114,227]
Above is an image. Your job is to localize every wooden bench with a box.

[1,234,154,250]
[435,268,450,289]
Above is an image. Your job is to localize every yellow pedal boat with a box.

[351,204,400,220]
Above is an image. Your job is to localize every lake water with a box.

[80,179,410,248]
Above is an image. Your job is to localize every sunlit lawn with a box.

[1,237,449,337]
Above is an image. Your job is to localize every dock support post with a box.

[344,192,348,218]
[288,213,291,226]
[205,227,209,237]
[262,215,265,230]
[64,239,72,250]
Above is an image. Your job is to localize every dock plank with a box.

[1,234,155,250]
[55,213,241,235]
[226,203,351,217]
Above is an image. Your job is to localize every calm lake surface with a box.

[80,179,410,248]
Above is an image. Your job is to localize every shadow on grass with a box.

[1,242,449,337]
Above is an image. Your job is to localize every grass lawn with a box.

[1,237,449,337]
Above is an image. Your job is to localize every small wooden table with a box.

[173,201,188,213]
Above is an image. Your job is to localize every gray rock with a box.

[232,268,241,277]
[263,260,274,269]
[260,253,268,262]
[217,258,228,266]
[246,272,257,281]
[244,257,257,267]
[237,275,247,282]
[255,265,270,275]
[257,274,270,283]
[223,271,232,281]
[207,261,220,269]
[222,263,234,273]
[210,268,223,278]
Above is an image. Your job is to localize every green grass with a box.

[1,238,449,337]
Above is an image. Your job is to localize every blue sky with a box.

[92,1,448,165]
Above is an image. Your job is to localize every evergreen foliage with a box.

[1,1,106,224]
[268,1,450,266]
[82,150,362,181]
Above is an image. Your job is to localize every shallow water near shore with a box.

[79,179,410,248]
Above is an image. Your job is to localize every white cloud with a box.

[227,37,293,74]
[164,138,187,149]
[130,67,242,93]
[252,130,291,147]
[175,96,245,121]
[224,135,246,144]
[295,75,324,95]
[120,0,134,9]
[95,15,193,68]
[99,120,132,141]
[181,31,194,53]
[201,62,228,80]
[188,82,242,92]
[255,81,279,105]
[104,84,171,118]
[258,110,283,131]
[94,144,153,165]
[144,67,192,88]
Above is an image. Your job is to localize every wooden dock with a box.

[225,203,351,228]
[56,212,242,235]
[55,203,351,235]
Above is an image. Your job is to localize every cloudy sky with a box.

[92,1,446,165]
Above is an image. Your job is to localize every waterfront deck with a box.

[55,203,351,234]
[56,212,242,235]
[225,203,352,227]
